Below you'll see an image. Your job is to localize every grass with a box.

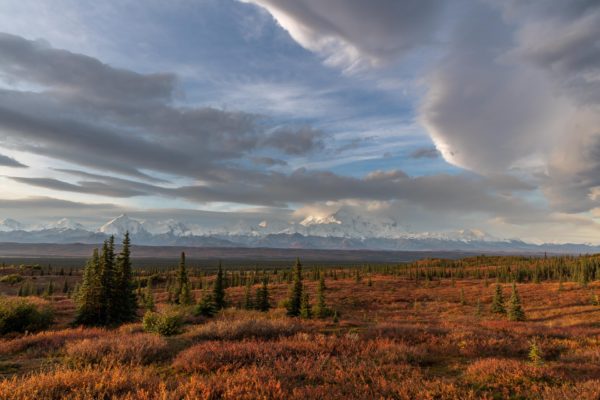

[2,261,600,398]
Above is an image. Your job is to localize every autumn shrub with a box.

[0,366,162,400]
[142,310,183,336]
[65,333,169,366]
[184,317,300,342]
[0,327,106,357]
[0,296,53,334]
[464,358,564,397]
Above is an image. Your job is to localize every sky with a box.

[0,0,599,243]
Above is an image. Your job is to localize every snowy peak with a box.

[0,218,24,232]
[142,219,191,236]
[300,215,341,226]
[99,214,145,236]
[47,218,86,231]
[292,208,403,239]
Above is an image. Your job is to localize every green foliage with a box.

[0,297,53,334]
[75,234,138,326]
[314,275,332,318]
[142,310,183,336]
[243,280,254,310]
[194,292,217,317]
[114,232,137,322]
[174,252,193,306]
[0,274,24,285]
[491,284,506,314]
[507,282,526,321]
[300,290,312,319]
[255,279,270,312]
[286,258,303,317]
[528,339,543,366]
[143,284,155,311]
[44,281,54,297]
[213,262,226,310]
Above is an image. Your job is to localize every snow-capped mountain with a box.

[0,218,24,232]
[46,218,86,231]
[142,219,192,236]
[1,212,599,253]
[99,214,146,236]
[287,208,404,239]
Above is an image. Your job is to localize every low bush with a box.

[0,274,24,285]
[65,333,168,366]
[0,297,53,334]
[184,317,300,342]
[142,310,183,336]
[0,327,106,357]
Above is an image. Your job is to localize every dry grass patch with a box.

[65,332,169,366]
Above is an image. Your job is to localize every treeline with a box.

[398,254,600,285]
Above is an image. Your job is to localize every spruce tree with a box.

[243,279,254,310]
[491,283,506,314]
[62,279,69,294]
[314,275,330,318]
[213,262,226,310]
[75,248,103,325]
[195,290,216,317]
[98,237,117,324]
[255,278,270,312]
[114,232,137,321]
[143,283,155,311]
[175,252,193,305]
[528,339,543,366]
[300,290,312,319]
[286,258,303,317]
[507,282,526,321]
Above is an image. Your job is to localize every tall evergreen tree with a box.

[286,258,303,317]
[98,237,117,324]
[75,248,103,325]
[114,232,137,322]
[175,252,193,305]
[243,279,254,310]
[213,262,226,310]
[300,290,312,319]
[491,283,506,314]
[255,278,270,312]
[507,282,526,321]
[314,274,331,318]
[143,282,155,311]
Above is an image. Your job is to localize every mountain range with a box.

[0,213,599,254]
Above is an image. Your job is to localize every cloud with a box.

[262,126,325,155]
[409,146,439,159]
[242,0,445,70]
[10,166,541,225]
[419,1,600,213]
[0,32,326,185]
[251,157,288,167]
[0,153,26,168]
